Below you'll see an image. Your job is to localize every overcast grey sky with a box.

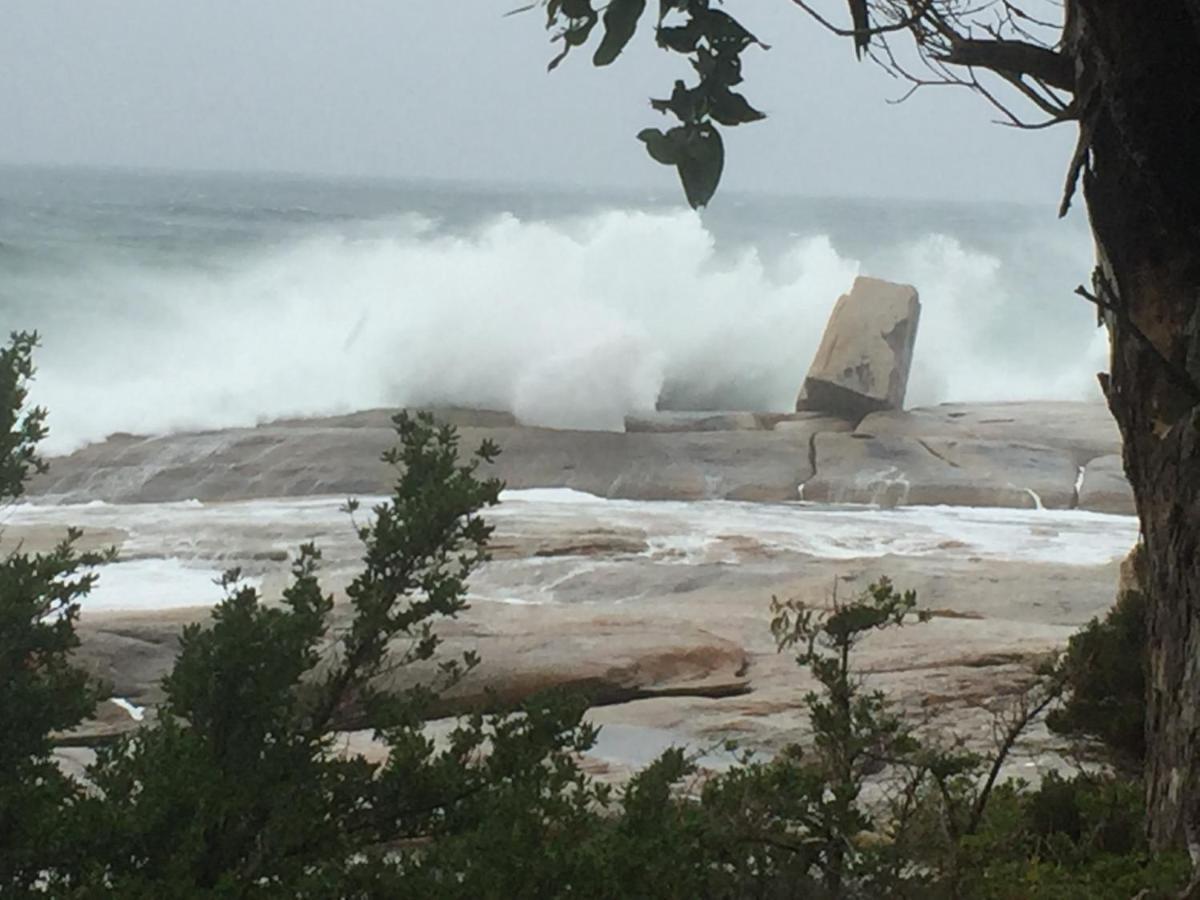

[0,1,1075,203]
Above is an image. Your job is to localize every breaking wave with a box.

[15,207,1107,454]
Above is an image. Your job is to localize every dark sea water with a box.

[0,164,1102,453]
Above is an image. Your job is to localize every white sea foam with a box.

[10,491,1138,572]
[26,209,1105,455]
[493,490,1137,567]
[111,697,146,721]
[78,558,243,612]
[5,492,1135,613]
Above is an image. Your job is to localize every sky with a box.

[0,0,1075,203]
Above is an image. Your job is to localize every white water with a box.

[19,208,1106,455]
[80,558,251,612]
[6,490,1136,612]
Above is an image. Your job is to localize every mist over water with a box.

[0,167,1105,455]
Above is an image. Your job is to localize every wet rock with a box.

[62,493,1130,782]
[73,610,193,707]
[802,433,1079,508]
[796,276,920,419]
[856,401,1120,467]
[34,420,818,504]
[76,608,750,726]
[624,411,763,432]
[31,402,1117,511]
[1078,454,1135,515]
[53,697,153,747]
[368,622,751,717]
[767,412,855,435]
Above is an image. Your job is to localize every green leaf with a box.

[695,9,767,53]
[562,0,594,17]
[650,80,703,124]
[707,86,765,126]
[676,123,723,209]
[593,0,646,66]
[657,0,692,24]
[656,23,699,53]
[637,127,683,166]
[548,8,599,71]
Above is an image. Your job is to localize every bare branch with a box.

[792,0,1074,127]
[788,0,935,42]
[966,674,1064,836]
[933,38,1073,90]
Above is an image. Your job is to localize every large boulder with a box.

[797,276,921,420]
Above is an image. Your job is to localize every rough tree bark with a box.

[1072,0,1200,854]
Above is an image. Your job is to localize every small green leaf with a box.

[707,86,765,126]
[656,23,699,53]
[637,127,683,166]
[695,9,767,53]
[562,0,594,17]
[547,8,599,71]
[677,123,723,209]
[650,80,703,124]
[593,0,646,66]
[657,0,685,22]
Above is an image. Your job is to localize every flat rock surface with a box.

[29,490,1136,772]
[28,402,1125,512]
[803,433,1080,508]
[624,411,764,432]
[1078,454,1136,515]
[855,401,1121,467]
[31,414,826,504]
[76,605,750,716]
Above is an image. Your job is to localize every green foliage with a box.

[0,332,49,501]
[942,773,1190,899]
[1046,577,1146,772]
[533,0,766,207]
[0,332,110,895]
[594,0,646,66]
[61,412,581,894]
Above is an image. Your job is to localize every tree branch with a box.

[933,38,1074,91]
[788,0,935,42]
[1075,282,1200,405]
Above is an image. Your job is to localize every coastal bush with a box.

[63,413,620,895]
[1047,565,1147,773]
[0,333,110,893]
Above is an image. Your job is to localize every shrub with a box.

[1047,564,1146,773]
[0,333,110,893]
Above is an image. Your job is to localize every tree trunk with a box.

[1074,0,1200,853]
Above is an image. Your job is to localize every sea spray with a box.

[0,170,1106,453]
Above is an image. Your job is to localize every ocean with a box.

[0,164,1105,456]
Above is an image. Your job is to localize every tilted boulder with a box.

[797,276,921,420]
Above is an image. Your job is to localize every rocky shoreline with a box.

[30,400,1132,514]
[8,400,1136,782]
